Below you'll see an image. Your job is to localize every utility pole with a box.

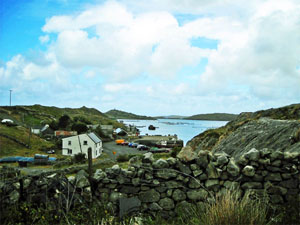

[9,90,12,106]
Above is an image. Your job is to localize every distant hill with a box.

[156,115,188,119]
[185,113,238,121]
[105,109,156,120]
[0,104,122,128]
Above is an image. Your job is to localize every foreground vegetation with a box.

[1,189,292,225]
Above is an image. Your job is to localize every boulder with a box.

[177,146,197,162]
[155,169,177,179]
[244,148,260,161]
[139,189,160,203]
[172,189,187,201]
[159,198,175,210]
[227,159,240,177]
[242,165,255,177]
[142,152,154,164]
[187,189,208,201]
[153,159,169,169]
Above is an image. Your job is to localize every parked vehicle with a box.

[121,141,129,146]
[149,147,170,153]
[137,145,149,151]
[130,143,138,148]
[115,139,125,145]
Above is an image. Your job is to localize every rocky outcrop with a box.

[185,104,300,158]
[1,149,299,218]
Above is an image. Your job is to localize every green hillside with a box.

[105,109,156,120]
[0,105,122,127]
[185,113,238,121]
[0,123,54,157]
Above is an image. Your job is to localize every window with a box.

[67,149,72,154]
[68,141,71,145]
[83,141,88,145]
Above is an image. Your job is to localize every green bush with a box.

[73,152,86,163]
[116,154,130,162]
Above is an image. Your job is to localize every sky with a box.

[0,0,300,116]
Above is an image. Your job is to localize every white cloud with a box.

[39,35,50,44]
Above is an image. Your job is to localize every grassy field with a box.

[0,124,54,157]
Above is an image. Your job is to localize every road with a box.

[102,141,147,160]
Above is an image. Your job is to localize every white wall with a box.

[62,134,102,159]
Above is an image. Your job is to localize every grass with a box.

[0,188,281,225]
[0,124,54,157]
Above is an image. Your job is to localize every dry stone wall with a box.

[0,148,299,218]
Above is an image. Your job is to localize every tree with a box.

[71,122,88,134]
[58,114,71,129]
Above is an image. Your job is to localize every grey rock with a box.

[206,163,220,179]
[244,148,260,161]
[193,169,203,177]
[242,165,255,177]
[167,189,173,197]
[205,179,219,189]
[268,186,287,195]
[129,156,142,166]
[159,198,175,210]
[172,189,186,201]
[279,179,298,189]
[175,201,194,216]
[177,146,197,162]
[199,173,208,181]
[120,186,140,194]
[196,150,209,168]
[9,190,19,203]
[188,178,201,189]
[132,178,140,186]
[190,164,199,171]
[166,181,181,189]
[265,173,282,182]
[153,159,169,169]
[93,169,106,181]
[271,160,281,167]
[258,158,271,165]
[155,169,177,179]
[23,178,31,189]
[142,152,154,164]
[284,151,299,160]
[270,150,284,161]
[261,148,272,157]
[149,202,162,211]
[282,173,292,180]
[176,161,192,175]
[110,192,126,203]
[216,154,229,166]
[187,189,208,201]
[166,157,177,166]
[236,155,249,166]
[139,189,160,203]
[227,159,240,177]
[112,164,121,174]
[75,170,90,188]
[241,182,262,189]
[223,181,239,190]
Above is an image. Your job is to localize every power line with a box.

[9,90,12,106]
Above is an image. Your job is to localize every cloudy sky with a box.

[0,0,299,116]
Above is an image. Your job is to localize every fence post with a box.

[87,147,94,196]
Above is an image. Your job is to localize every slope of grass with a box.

[0,124,54,157]
[105,109,156,120]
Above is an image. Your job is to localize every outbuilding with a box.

[62,132,103,159]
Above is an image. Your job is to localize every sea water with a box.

[121,119,228,146]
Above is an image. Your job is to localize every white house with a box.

[62,132,103,159]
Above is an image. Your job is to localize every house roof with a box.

[87,132,101,143]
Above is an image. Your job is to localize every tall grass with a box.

[200,190,271,225]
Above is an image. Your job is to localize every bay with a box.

[120,119,228,146]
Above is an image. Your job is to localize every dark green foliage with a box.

[58,114,71,129]
[171,146,182,158]
[73,152,86,163]
[73,116,92,124]
[116,154,130,162]
[49,120,59,130]
[95,125,106,138]
[71,122,88,134]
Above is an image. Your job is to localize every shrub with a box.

[116,154,130,162]
[73,153,86,164]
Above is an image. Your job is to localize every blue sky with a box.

[1,0,300,116]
